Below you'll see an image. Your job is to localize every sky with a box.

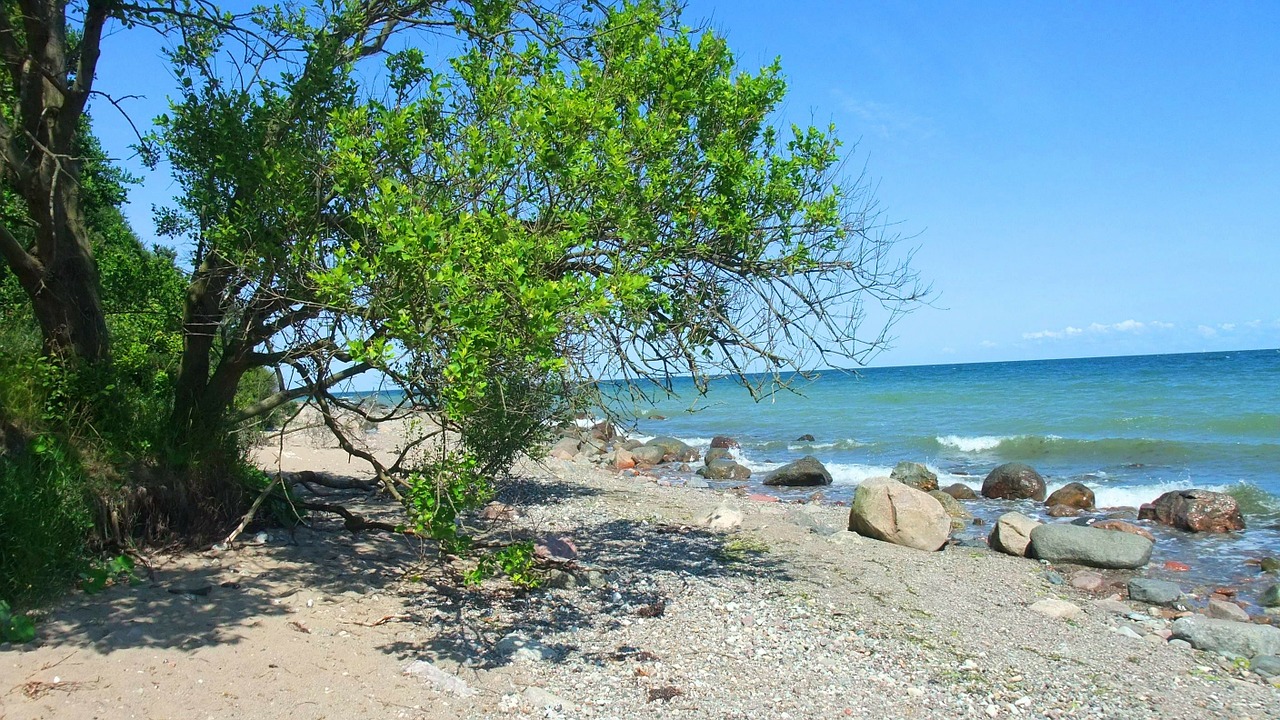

[89,1,1280,368]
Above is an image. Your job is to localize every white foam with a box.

[1045,479,1230,510]
[935,435,1010,453]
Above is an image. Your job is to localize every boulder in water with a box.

[630,445,667,467]
[1046,504,1080,518]
[645,436,700,463]
[795,434,815,442]
[847,477,950,551]
[981,463,1047,501]
[941,483,978,500]
[704,447,734,464]
[698,459,752,481]
[890,461,938,492]
[762,455,832,487]
[710,435,740,449]
[1137,489,1245,533]
[1045,482,1095,510]
[1028,523,1153,569]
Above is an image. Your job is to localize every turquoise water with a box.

[619,349,1280,592]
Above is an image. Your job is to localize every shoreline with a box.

[2,425,1278,719]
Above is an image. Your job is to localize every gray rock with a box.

[496,633,556,663]
[704,447,734,464]
[1168,638,1192,650]
[989,512,1041,557]
[404,659,478,697]
[1170,615,1280,658]
[762,455,833,487]
[1128,578,1182,606]
[685,477,711,489]
[630,444,667,466]
[1260,584,1280,608]
[1251,655,1280,678]
[699,458,752,480]
[890,461,938,492]
[786,507,837,536]
[646,436,699,462]
[1028,523,1153,569]
[928,490,972,520]
[699,504,744,531]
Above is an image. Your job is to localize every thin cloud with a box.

[1023,319,1175,341]
[831,90,934,141]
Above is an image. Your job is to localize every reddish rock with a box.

[1071,571,1107,592]
[535,535,577,561]
[1092,520,1155,542]
[941,483,978,500]
[1045,482,1096,510]
[1046,504,1080,517]
[613,447,637,470]
[1137,489,1245,533]
[710,435,740,449]
[748,493,779,503]
[981,463,1047,501]
[1213,586,1239,597]
[1163,560,1191,572]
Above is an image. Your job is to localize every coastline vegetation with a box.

[0,0,923,617]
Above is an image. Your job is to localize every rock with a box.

[988,512,1042,557]
[941,483,978,500]
[1091,519,1155,542]
[699,504,744,531]
[685,477,710,489]
[621,438,645,451]
[890,461,938,492]
[1029,598,1082,620]
[847,477,950,552]
[786,507,837,536]
[795,434,816,442]
[1046,504,1080,518]
[613,447,637,470]
[646,436,699,463]
[630,444,667,467]
[1251,655,1280,678]
[543,569,580,589]
[762,455,833,487]
[1092,598,1132,615]
[1128,578,1182,606]
[1137,489,1245,533]
[1261,557,1280,573]
[929,490,972,520]
[1261,584,1280,608]
[1070,571,1106,592]
[699,459,751,480]
[1207,599,1251,623]
[479,501,519,522]
[1028,523,1153,569]
[1045,482,1096,510]
[548,436,580,460]
[828,530,864,545]
[981,462,1047,501]
[710,435,739,449]
[522,686,577,712]
[403,660,478,697]
[1171,615,1280,658]
[496,633,556,663]
[534,535,577,561]
[704,447,734,464]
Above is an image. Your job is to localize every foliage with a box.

[464,542,539,588]
[0,599,36,644]
[80,554,136,595]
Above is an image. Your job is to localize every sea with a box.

[612,349,1280,602]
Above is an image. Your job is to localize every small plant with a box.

[464,542,540,588]
[80,554,136,595]
[0,600,36,644]
[717,536,771,563]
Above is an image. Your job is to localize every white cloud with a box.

[1112,319,1145,332]
[1198,325,1218,338]
[1150,321,1175,330]
[979,340,998,348]
[1219,323,1236,332]
[1023,319,1176,341]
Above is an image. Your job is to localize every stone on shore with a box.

[941,483,978,500]
[1090,519,1155,542]
[988,512,1041,557]
[704,447,734,464]
[1028,523,1153,569]
[698,459,751,480]
[847,477,950,552]
[548,436,581,460]
[1029,598,1082,620]
[1206,599,1251,623]
[1138,489,1245,533]
[1045,482,1095,510]
[630,444,667,467]
[1046,504,1080,517]
[762,455,833,487]
[981,462,1047,501]
[710,435,739,449]
[890,461,938,492]
[646,436,700,463]
[1252,655,1280,678]
[1261,584,1280,608]
[1128,578,1182,606]
[699,504,744,531]
[1171,615,1280,658]
[613,447,636,470]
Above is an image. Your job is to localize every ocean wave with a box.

[934,435,1012,453]
[933,434,1280,466]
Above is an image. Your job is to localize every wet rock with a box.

[1091,519,1155,542]
[1045,482,1095,510]
[1030,598,1081,620]
[1128,578,1182,606]
[646,436,700,463]
[1046,504,1080,518]
[710,435,739,449]
[1138,489,1245,533]
[686,477,711,489]
[1207,599,1250,623]
[630,444,667,467]
[847,477,950,552]
[1261,557,1280,573]
[704,447,734,464]
[981,463,1047,501]
[1261,584,1280,608]
[698,459,751,480]
[699,504,744,531]
[762,455,833,487]
[941,483,978,500]
[795,434,816,442]
[989,512,1041,557]
[1028,523,1153,569]
[929,490,972,521]
[1171,615,1280,658]
[890,461,938,492]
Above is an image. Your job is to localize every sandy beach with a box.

[2,419,1278,720]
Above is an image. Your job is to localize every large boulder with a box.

[890,461,938,492]
[697,459,752,481]
[988,512,1041,557]
[981,463,1047,501]
[1137,489,1245,533]
[710,436,740,449]
[548,436,581,460]
[1171,615,1280,658]
[645,436,700,463]
[1045,482,1095,510]
[1028,523,1153,569]
[1090,519,1155,542]
[847,477,950,552]
[941,483,978,500]
[762,456,833,487]
[630,444,667,467]
[704,447,734,464]
[929,490,971,531]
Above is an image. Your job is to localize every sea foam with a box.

[935,435,1010,453]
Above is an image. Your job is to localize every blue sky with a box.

[90,1,1280,368]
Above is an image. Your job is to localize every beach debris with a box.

[699,504,744,531]
[1029,523,1153,569]
[981,462,1047,501]
[762,455,833,487]
[1045,482,1096,510]
[890,461,938,492]
[1128,578,1183,606]
[1138,489,1245,533]
[287,620,311,634]
[403,659,478,697]
[847,477,950,552]
[167,585,213,597]
[647,686,683,702]
[988,512,1041,557]
[1028,598,1082,620]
